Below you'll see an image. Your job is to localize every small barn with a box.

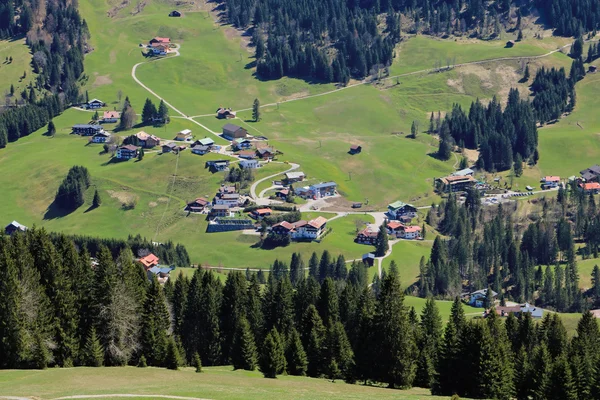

[362,253,375,267]
[169,10,181,17]
[349,145,362,154]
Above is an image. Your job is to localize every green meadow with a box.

[0,38,36,99]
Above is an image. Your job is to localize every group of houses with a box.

[465,288,544,318]
[185,185,243,218]
[148,37,171,56]
[271,216,329,240]
[355,200,421,245]
[138,253,174,284]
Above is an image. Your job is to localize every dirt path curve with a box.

[250,162,299,202]
[232,42,576,114]
[51,395,212,400]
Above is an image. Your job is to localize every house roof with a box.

[495,306,522,315]
[212,205,230,210]
[452,168,474,176]
[363,253,375,259]
[120,145,138,151]
[223,123,242,132]
[350,145,361,150]
[177,129,192,136]
[293,220,308,228]
[164,143,177,149]
[387,221,404,230]
[358,228,378,238]
[238,150,256,158]
[388,200,415,210]
[191,145,209,151]
[257,147,273,155]
[582,172,596,181]
[234,138,250,144]
[221,193,240,200]
[103,111,120,119]
[139,253,159,268]
[589,309,600,318]
[294,186,310,194]
[197,138,215,146]
[471,288,498,297]
[403,225,421,233]
[136,131,151,140]
[442,175,476,183]
[152,37,170,43]
[308,216,327,229]
[189,197,209,206]
[273,221,294,231]
[88,99,103,104]
[5,220,27,231]
[253,208,272,215]
[580,182,600,190]
[277,188,289,196]
[544,176,560,182]
[219,186,236,193]
[285,171,305,179]
[149,265,174,275]
[311,182,337,190]
[73,124,103,130]
[93,131,111,137]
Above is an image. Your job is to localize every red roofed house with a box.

[271,221,295,235]
[356,227,378,245]
[151,43,169,55]
[102,111,121,123]
[186,197,209,212]
[275,188,289,199]
[251,208,272,219]
[150,37,170,44]
[580,182,600,194]
[271,217,328,240]
[139,253,160,270]
[399,225,422,240]
[541,176,561,189]
[387,221,404,237]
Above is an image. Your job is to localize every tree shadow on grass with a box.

[43,200,75,220]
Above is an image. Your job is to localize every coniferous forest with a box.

[2,227,600,400]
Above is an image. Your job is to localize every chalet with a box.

[356,227,378,245]
[310,182,337,199]
[175,129,193,141]
[214,193,240,208]
[240,159,259,169]
[191,145,209,155]
[116,145,139,160]
[362,253,375,267]
[387,201,418,219]
[541,176,560,189]
[271,221,295,235]
[451,168,474,177]
[210,204,233,218]
[494,303,543,318]
[162,143,178,153]
[73,124,104,136]
[294,186,310,198]
[5,220,27,235]
[136,131,161,148]
[232,138,252,150]
[285,171,305,183]
[438,175,477,193]
[399,225,421,239]
[147,265,175,284]
[275,188,289,198]
[238,150,257,159]
[150,37,170,44]
[387,221,404,237]
[506,40,515,48]
[139,253,160,270]
[86,99,104,109]
[195,137,215,147]
[222,123,248,140]
[580,182,600,194]
[349,145,362,154]
[102,111,120,123]
[468,288,497,307]
[256,147,274,160]
[216,107,236,119]
[169,10,181,17]
[580,165,600,182]
[293,217,328,240]
[186,197,209,212]
[92,131,111,143]
[251,208,272,219]
[206,160,230,172]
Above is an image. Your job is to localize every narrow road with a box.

[250,162,299,202]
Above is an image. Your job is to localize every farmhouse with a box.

[5,220,27,235]
[219,186,236,195]
[580,182,600,194]
[116,145,139,160]
[175,129,193,141]
[451,168,474,177]
[91,131,111,143]
[195,137,215,147]
[139,253,160,270]
[150,37,170,44]
[222,123,248,140]
[186,197,209,212]
[191,145,209,155]
[102,111,120,123]
[238,150,257,159]
[73,124,104,136]
[162,143,178,153]
[210,204,233,218]
[169,10,181,16]
[400,225,422,239]
[136,131,161,148]
[387,201,418,219]
[240,159,259,169]
[216,107,236,119]
[275,188,289,198]
[86,99,104,109]
[468,288,497,307]
[362,253,375,267]
[251,208,272,219]
[349,145,362,154]
[256,147,274,160]
[493,303,543,318]
[285,171,305,183]
[438,175,477,192]
[541,176,560,189]
[147,266,174,284]
[214,193,241,208]
[232,138,252,150]
[356,228,378,245]
[580,165,600,182]
[271,217,328,240]
[310,182,337,199]
[206,160,230,172]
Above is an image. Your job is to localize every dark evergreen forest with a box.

[2,227,600,400]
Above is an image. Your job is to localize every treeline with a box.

[535,0,600,37]
[55,166,91,211]
[3,231,600,400]
[436,89,538,172]
[531,63,582,124]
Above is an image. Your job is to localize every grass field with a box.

[0,38,37,100]
[0,367,455,400]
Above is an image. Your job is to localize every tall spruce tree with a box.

[375,223,389,257]
[433,297,466,395]
[83,326,104,367]
[231,317,258,371]
[139,276,170,366]
[259,328,286,378]
[220,271,247,363]
[0,242,26,368]
[415,298,442,388]
[285,327,308,376]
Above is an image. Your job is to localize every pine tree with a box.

[138,148,144,161]
[93,189,101,208]
[318,250,331,283]
[523,65,530,81]
[415,298,442,388]
[517,29,523,41]
[141,98,157,123]
[48,120,56,137]
[0,244,26,368]
[165,336,181,370]
[157,100,169,123]
[193,352,202,372]
[317,278,339,326]
[326,321,355,382]
[308,252,319,280]
[285,327,308,376]
[138,355,147,367]
[252,98,261,122]
[10,84,14,96]
[139,276,170,366]
[289,253,304,286]
[592,265,600,306]
[514,153,523,177]
[478,311,514,399]
[547,355,577,400]
[530,343,551,400]
[375,223,389,257]
[259,328,286,378]
[33,330,50,369]
[438,134,452,161]
[433,297,466,395]
[221,271,247,363]
[231,318,258,370]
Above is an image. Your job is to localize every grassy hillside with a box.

[0,366,455,400]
